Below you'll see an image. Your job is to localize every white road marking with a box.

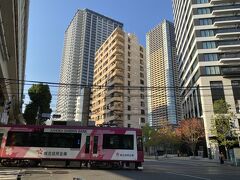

[0,170,21,180]
[166,172,211,180]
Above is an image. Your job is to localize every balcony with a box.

[216,32,240,39]
[221,66,240,77]
[107,105,123,112]
[219,53,240,63]
[212,8,240,16]
[106,87,123,95]
[115,69,124,76]
[214,19,240,27]
[107,96,123,103]
[107,77,124,87]
[210,0,240,5]
[218,41,240,51]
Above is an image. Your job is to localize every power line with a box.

[1,77,240,90]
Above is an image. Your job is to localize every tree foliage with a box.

[142,121,180,155]
[210,100,237,153]
[176,118,205,156]
[157,120,180,155]
[213,99,230,114]
[23,84,52,125]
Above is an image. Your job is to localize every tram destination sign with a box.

[44,128,87,134]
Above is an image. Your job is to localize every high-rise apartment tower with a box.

[91,28,148,128]
[173,0,240,158]
[146,20,181,127]
[56,9,123,123]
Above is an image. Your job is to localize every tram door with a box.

[84,134,100,159]
[0,133,3,147]
[0,133,3,156]
[91,135,100,159]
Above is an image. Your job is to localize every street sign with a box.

[52,114,61,119]
[41,113,51,118]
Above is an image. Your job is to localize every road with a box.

[0,158,240,180]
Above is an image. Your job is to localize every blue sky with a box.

[25,0,173,112]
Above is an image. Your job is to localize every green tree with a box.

[142,122,180,156]
[142,123,158,147]
[157,120,180,157]
[23,84,52,125]
[210,99,237,159]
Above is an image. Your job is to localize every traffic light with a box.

[5,101,11,115]
[230,120,235,129]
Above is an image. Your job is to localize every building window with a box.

[203,54,218,61]
[128,124,131,128]
[140,94,144,99]
[140,53,143,58]
[140,46,143,52]
[199,19,212,25]
[140,80,144,85]
[128,97,131,102]
[128,58,131,64]
[200,30,214,37]
[128,66,131,71]
[210,81,225,112]
[128,88,130,94]
[128,114,131,120]
[197,8,211,14]
[141,102,145,107]
[128,45,131,50]
[128,52,131,57]
[202,42,216,49]
[128,73,130,78]
[232,80,240,113]
[196,0,209,3]
[141,110,145,115]
[128,81,131,86]
[128,106,131,111]
[140,59,144,65]
[140,118,145,123]
[140,66,144,71]
[205,66,220,75]
[140,72,144,78]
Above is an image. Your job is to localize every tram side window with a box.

[6,132,81,148]
[6,132,30,146]
[85,136,90,153]
[93,136,98,154]
[137,136,143,151]
[103,134,133,150]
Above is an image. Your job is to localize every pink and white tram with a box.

[0,125,144,169]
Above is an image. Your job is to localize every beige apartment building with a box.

[91,28,147,128]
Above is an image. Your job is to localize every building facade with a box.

[0,0,29,124]
[146,20,181,127]
[91,28,148,128]
[173,0,240,158]
[56,9,123,122]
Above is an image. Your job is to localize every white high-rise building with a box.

[173,0,240,158]
[56,9,123,123]
[146,20,181,127]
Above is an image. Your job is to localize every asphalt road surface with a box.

[0,159,240,180]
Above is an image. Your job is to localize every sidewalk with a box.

[144,155,233,165]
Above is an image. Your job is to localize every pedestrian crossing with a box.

[0,170,21,180]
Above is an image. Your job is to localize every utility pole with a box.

[36,106,40,125]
